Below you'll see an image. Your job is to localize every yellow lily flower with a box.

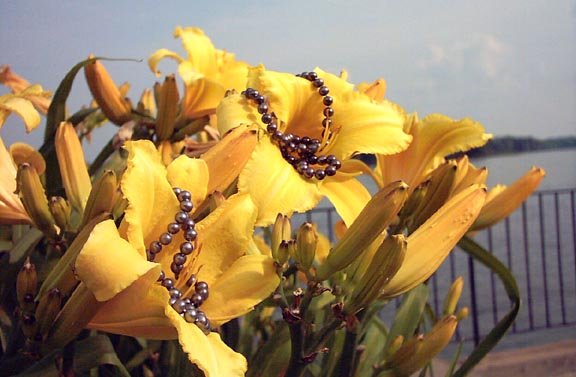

[0,84,51,133]
[0,137,41,224]
[375,113,491,191]
[0,65,51,115]
[75,140,279,376]
[149,26,250,120]
[217,66,411,225]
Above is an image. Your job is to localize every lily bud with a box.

[456,307,469,321]
[155,74,180,141]
[55,122,92,215]
[137,88,156,117]
[409,160,457,233]
[294,223,317,272]
[272,214,291,260]
[173,116,210,139]
[80,170,117,228]
[84,56,132,125]
[16,257,37,312]
[443,276,464,315]
[387,315,458,376]
[35,288,62,341]
[397,180,428,230]
[49,196,71,232]
[348,235,406,312]
[17,163,57,238]
[316,181,409,281]
[276,240,290,266]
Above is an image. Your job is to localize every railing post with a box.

[467,254,481,346]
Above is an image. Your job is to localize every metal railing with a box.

[293,188,576,346]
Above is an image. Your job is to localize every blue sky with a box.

[2,1,575,159]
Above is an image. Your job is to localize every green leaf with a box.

[15,335,130,377]
[246,324,290,377]
[8,228,43,264]
[356,316,389,377]
[453,236,521,377]
[384,284,429,352]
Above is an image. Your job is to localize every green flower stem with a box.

[336,328,359,377]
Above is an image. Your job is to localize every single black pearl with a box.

[315,170,327,180]
[185,229,198,241]
[325,166,337,176]
[180,200,193,212]
[248,89,259,99]
[304,168,315,178]
[307,72,318,81]
[326,155,337,164]
[184,303,195,312]
[296,161,308,173]
[186,274,197,287]
[257,103,269,114]
[195,281,209,291]
[147,251,155,261]
[175,211,189,224]
[173,253,187,266]
[331,159,342,169]
[169,297,178,306]
[307,154,318,164]
[255,94,265,104]
[169,288,182,298]
[184,308,198,323]
[182,218,196,230]
[285,155,298,165]
[322,118,332,128]
[244,88,255,97]
[149,241,163,254]
[159,232,173,245]
[196,288,209,300]
[157,270,165,282]
[307,142,319,155]
[167,222,181,234]
[180,241,194,255]
[323,96,334,106]
[262,113,273,124]
[266,122,277,133]
[173,187,182,196]
[171,299,187,314]
[272,130,283,142]
[191,293,204,306]
[162,278,174,289]
[177,190,191,202]
[317,156,328,165]
[182,297,192,306]
[323,107,334,117]
[319,86,330,96]
[313,78,324,87]
[171,262,184,275]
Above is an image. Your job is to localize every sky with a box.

[1,0,575,160]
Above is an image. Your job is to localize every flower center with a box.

[146,187,211,334]
[242,71,342,180]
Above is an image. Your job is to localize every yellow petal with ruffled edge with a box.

[88,279,175,339]
[9,142,46,175]
[202,254,279,326]
[174,26,217,78]
[192,194,258,285]
[166,155,209,207]
[148,48,184,76]
[75,220,161,301]
[472,167,545,231]
[166,308,247,377]
[121,140,180,257]
[216,93,260,135]
[377,114,491,190]
[0,94,41,132]
[238,139,323,226]
[382,185,486,297]
[319,175,371,227]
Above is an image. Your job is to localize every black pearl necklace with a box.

[146,187,211,334]
[241,71,342,180]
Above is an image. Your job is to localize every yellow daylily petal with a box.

[0,137,30,224]
[237,138,323,226]
[9,142,46,175]
[193,194,258,285]
[166,308,247,377]
[202,254,279,326]
[88,277,175,339]
[357,78,387,101]
[181,76,227,118]
[148,48,184,76]
[319,175,371,227]
[76,220,161,301]
[216,93,260,135]
[174,27,218,77]
[383,185,486,297]
[472,167,545,231]
[0,94,41,132]
[122,140,179,256]
[0,66,51,114]
[166,155,209,207]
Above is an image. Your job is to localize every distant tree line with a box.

[467,136,576,158]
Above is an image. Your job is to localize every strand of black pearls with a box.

[241,71,342,180]
[146,187,211,334]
